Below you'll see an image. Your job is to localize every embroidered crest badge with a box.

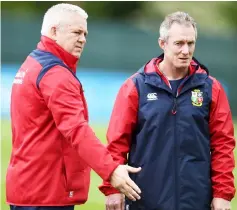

[191,89,203,106]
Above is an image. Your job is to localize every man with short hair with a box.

[6,3,141,210]
[100,11,236,210]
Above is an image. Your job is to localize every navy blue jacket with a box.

[99,55,235,210]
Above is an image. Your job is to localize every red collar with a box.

[154,58,196,76]
[37,36,78,73]
[145,57,197,75]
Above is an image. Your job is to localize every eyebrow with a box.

[74,28,88,35]
[174,40,195,43]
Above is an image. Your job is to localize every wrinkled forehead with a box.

[63,13,87,30]
[168,23,196,42]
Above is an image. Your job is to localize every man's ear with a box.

[49,26,57,41]
[158,38,165,51]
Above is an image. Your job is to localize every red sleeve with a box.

[99,76,139,195]
[39,66,119,181]
[209,78,236,201]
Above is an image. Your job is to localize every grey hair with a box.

[159,11,197,41]
[41,3,88,36]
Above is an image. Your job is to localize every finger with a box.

[125,181,141,200]
[122,196,125,210]
[106,203,116,210]
[116,200,125,210]
[210,203,215,210]
[126,177,141,194]
[113,202,121,210]
[126,166,142,173]
[124,185,140,201]
[105,204,110,210]
[107,205,112,210]
[124,192,136,202]
[128,188,141,200]
[120,187,136,201]
[106,200,116,210]
[119,196,124,210]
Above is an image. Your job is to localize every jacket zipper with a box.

[156,74,179,209]
[172,97,177,115]
[172,92,179,210]
[171,82,204,210]
[146,74,205,210]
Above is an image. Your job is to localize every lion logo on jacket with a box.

[191,89,203,106]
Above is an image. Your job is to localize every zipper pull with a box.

[172,97,177,115]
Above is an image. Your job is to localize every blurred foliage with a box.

[79,1,143,19]
[1,1,237,32]
[1,1,143,19]
[1,1,58,15]
[136,1,237,35]
[220,2,237,28]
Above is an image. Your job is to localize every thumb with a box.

[126,165,142,173]
[210,200,215,210]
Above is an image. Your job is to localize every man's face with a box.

[53,14,88,58]
[160,23,196,69]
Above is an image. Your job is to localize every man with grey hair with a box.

[6,3,142,210]
[100,11,235,210]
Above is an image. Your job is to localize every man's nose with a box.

[181,44,189,55]
[79,35,86,43]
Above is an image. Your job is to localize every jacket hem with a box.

[6,201,86,206]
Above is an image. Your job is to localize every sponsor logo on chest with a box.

[147,92,158,101]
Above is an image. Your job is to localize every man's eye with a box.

[74,32,80,34]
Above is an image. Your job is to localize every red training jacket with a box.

[6,36,119,206]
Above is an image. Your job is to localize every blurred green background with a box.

[1,1,237,210]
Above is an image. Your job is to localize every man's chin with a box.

[175,64,190,70]
[177,61,191,67]
[72,52,81,58]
